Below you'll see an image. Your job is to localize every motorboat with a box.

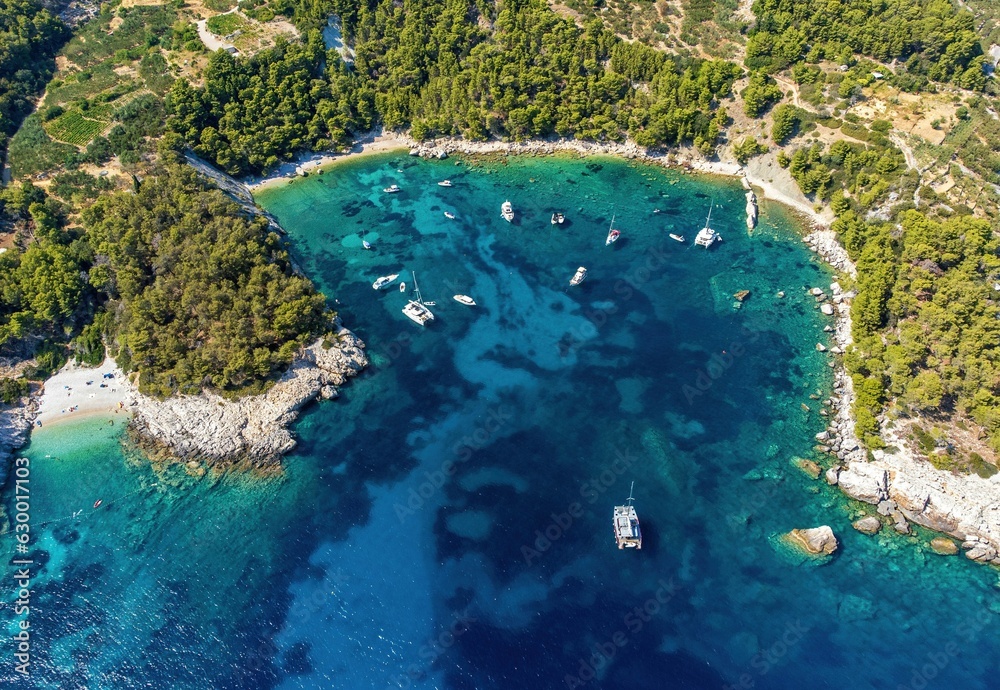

[372,274,399,290]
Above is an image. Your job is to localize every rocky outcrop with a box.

[836,439,1000,565]
[128,328,367,466]
[838,463,889,504]
[930,537,959,555]
[0,396,38,486]
[784,526,839,557]
[852,516,881,535]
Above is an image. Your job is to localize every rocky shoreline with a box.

[127,327,367,467]
[802,231,1000,567]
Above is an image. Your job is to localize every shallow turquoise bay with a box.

[3,152,998,689]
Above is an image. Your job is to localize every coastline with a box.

[245,131,834,232]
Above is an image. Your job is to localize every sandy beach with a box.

[35,358,129,429]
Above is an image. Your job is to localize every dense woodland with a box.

[82,164,330,396]
[0,0,67,164]
[747,0,986,91]
[167,0,742,175]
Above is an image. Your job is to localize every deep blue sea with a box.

[3,152,998,690]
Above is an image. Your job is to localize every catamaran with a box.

[551,212,565,225]
[694,203,721,248]
[606,214,621,246]
[570,266,587,286]
[613,481,642,549]
[372,273,399,290]
[501,200,514,222]
[402,271,435,325]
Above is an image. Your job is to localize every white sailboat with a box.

[606,214,621,246]
[402,271,435,325]
[694,203,720,248]
[613,481,642,549]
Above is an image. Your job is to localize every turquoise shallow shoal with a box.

[2,152,997,690]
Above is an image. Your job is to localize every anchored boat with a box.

[372,273,399,290]
[694,203,721,248]
[606,214,621,246]
[383,184,401,194]
[501,200,514,222]
[438,180,453,187]
[613,481,642,549]
[569,266,587,286]
[551,212,565,225]
[402,271,435,325]
[453,295,476,306]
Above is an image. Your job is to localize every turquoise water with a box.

[3,153,998,689]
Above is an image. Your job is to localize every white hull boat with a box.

[570,266,587,286]
[372,273,399,290]
[501,200,514,222]
[453,295,476,306]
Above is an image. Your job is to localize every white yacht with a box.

[402,272,435,325]
[613,482,642,549]
[438,180,453,187]
[569,266,587,286]
[444,211,456,219]
[694,204,721,248]
[372,273,399,290]
[669,233,685,243]
[383,184,401,194]
[453,295,476,306]
[501,200,514,222]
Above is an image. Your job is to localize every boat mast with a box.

[626,480,635,506]
[609,213,615,231]
[412,271,422,304]
[706,202,713,228]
